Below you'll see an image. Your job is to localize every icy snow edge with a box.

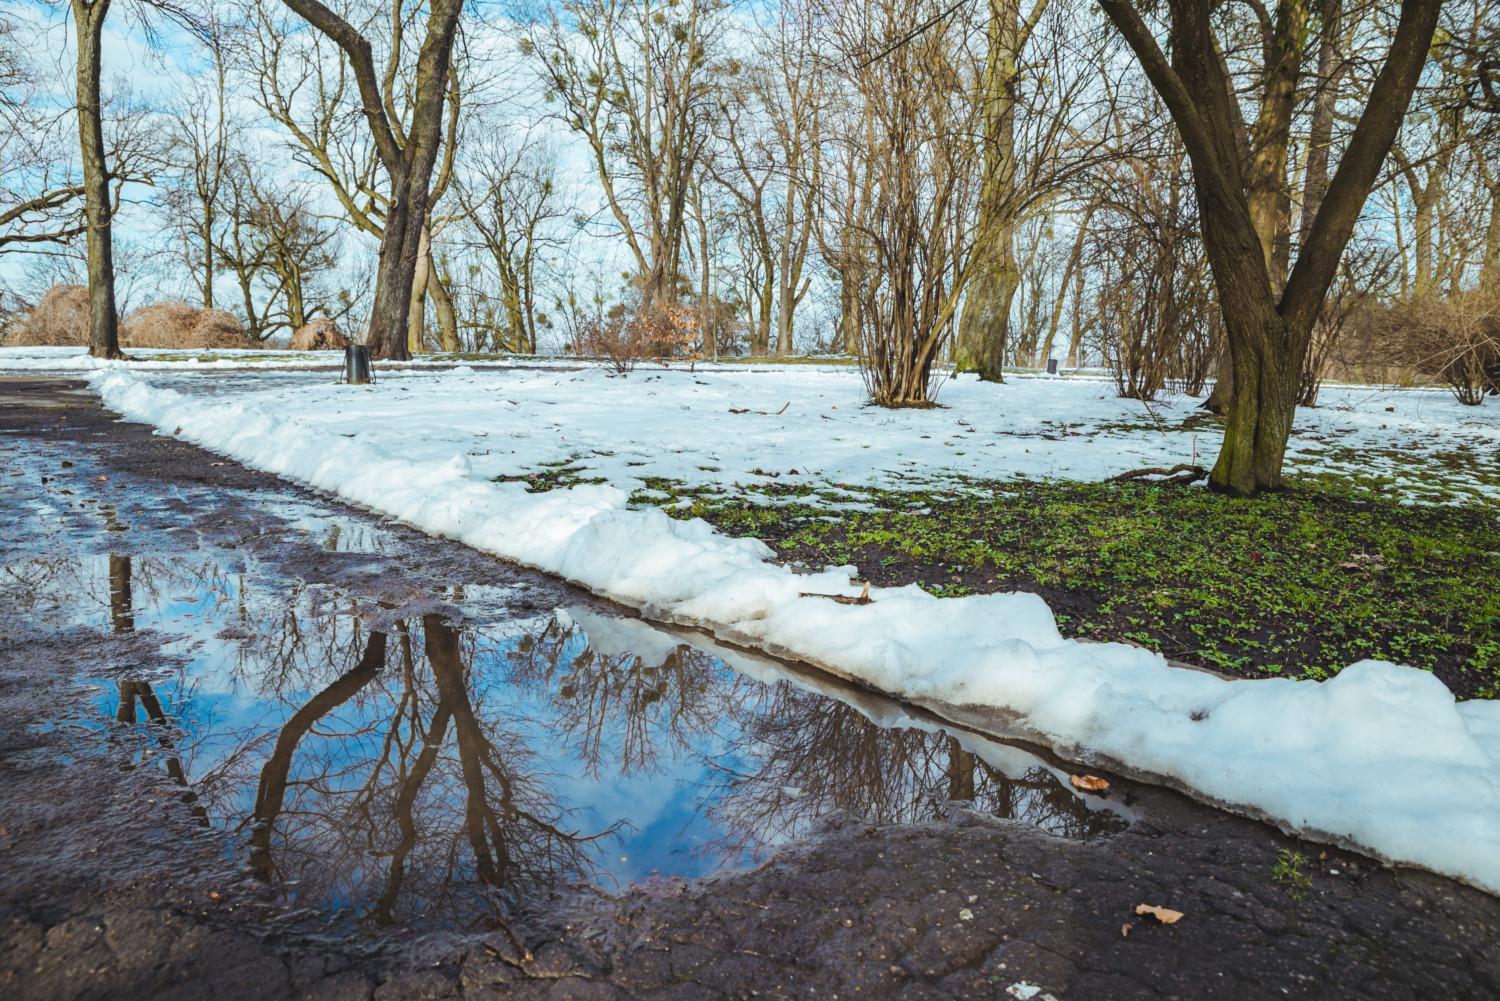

[88,368,1500,896]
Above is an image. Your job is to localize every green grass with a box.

[628,475,1500,699]
[1272,849,1313,901]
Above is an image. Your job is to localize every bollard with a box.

[1046,358,1059,375]
[343,344,374,385]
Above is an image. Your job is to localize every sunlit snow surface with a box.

[5,347,1492,503]
[4,352,1497,895]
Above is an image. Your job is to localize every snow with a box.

[7,349,1489,503]
[24,361,1500,896]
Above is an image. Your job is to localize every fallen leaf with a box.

[1134,904,1183,925]
[1069,774,1110,792]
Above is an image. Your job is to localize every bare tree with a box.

[707,9,821,355]
[1099,0,1443,494]
[70,0,124,358]
[952,0,1051,382]
[818,0,987,406]
[216,164,347,340]
[271,0,465,359]
[527,0,724,309]
[163,35,231,309]
[453,132,568,354]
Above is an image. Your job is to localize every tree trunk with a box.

[1211,303,1304,494]
[1485,184,1500,284]
[201,212,215,310]
[428,251,461,351]
[1410,170,1437,297]
[754,277,773,355]
[282,0,465,362]
[955,263,1017,381]
[775,292,794,355]
[954,0,1019,383]
[1065,256,1087,367]
[1298,0,1342,244]
[405,221,431,354]
[840,277,860,355]
[73,0,122,360]
[1202,346,1233,413]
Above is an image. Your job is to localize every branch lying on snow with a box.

[729,402,790,416]
[1108,463,1208,485]
[800,582,872,605]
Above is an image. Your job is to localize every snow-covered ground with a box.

[6,354,1499,896]
[6,347,1491,503]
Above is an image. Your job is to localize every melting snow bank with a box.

[88,368,1500,896]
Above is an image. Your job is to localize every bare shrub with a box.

[1298,242,1395,406]
[1086,145,1216,401]
[818,0,984,408]
[6,285,90,346]
[288,318,350,350]
[575,300,701,375]
[121,302,260,350]
[1383,285,1500,405]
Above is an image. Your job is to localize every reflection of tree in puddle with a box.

[108,555,211,826]
[244,614,609,928]
[60,545,1124,927]
[506,615,726,778]
[505,614,1124,864]
[706,683,1127,855]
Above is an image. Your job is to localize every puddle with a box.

[3,443,1129,933]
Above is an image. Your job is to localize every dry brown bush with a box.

[1379,285,1500,405]
[288,318,350,350]
[121,302,260,350]
[5,285,90,346]
[575,301,700,375]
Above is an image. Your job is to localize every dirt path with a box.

[1,377,1497,1001]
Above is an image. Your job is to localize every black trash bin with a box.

[1046,358,1059,375]
[344,345,374,385]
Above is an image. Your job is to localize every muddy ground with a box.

[1,376,1497,1001]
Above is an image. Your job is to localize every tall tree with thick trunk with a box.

[71,0,122,359]
[955,0,1025,382]
[280,0,464,360]
[1098,0,1442,494]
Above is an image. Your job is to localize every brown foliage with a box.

[288,318,350,350]
[5,285,90,346]
[575,302,701,375]
[121,302,260,350]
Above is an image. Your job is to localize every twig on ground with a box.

[799,582,872,605]
[729,402,790,416]
[1107,463,1208,485]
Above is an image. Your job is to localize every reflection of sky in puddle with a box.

[9,488,1130,932]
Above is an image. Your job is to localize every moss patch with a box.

[629,476,1500,699]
